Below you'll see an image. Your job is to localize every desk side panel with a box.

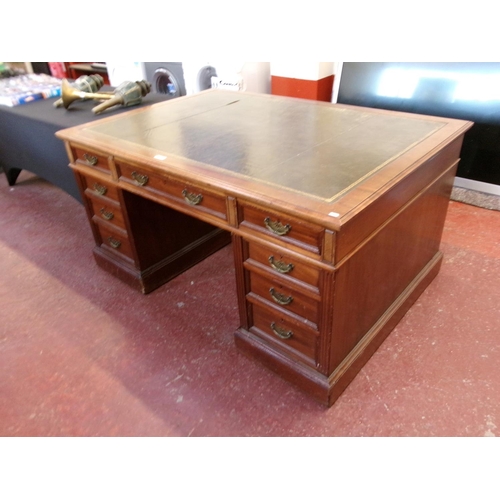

[328,161,457,372]
[334,136,465,263]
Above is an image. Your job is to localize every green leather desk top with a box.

[88,90,445,201]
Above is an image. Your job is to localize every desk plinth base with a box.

[235,252,443,407]
[93,228,231,294]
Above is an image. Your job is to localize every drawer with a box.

[248,272,320,326]
[246,241,321,289]
[87,195,126,230]
[239,202,324,254]
[249,302,318,364]
[116,161,228,221]
[94,223,134,261]
[79,173,120,202]
[72,147,110,172]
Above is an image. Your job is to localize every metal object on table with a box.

[60,78,152,114]
[91,80,151,114]
[53,74,104,108]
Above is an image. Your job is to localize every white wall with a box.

[106,62,144,87]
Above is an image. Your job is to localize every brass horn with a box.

[54,74,105,108]
[61,78,114,109]
[60,78,152,114]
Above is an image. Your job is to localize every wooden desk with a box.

[56,90,472,406]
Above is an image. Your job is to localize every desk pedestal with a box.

[74,166,230,294]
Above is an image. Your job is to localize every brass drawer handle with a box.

[268,256,294,274]
[131,171,149,186]
[270,322,293,340]
[269,288,293,306]
[83,153,98,166]
[107,236,121,249]
[264,217,291,236]
[93,183,107,196]
[182,189,203,205]
[100,208,114,221]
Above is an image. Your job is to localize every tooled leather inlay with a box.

[91,93,444,202]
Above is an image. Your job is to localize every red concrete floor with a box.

[1,171,500,437]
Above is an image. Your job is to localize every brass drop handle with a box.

[270,322,293,340]
[182,189,203,205]
[83,153,98,166]
[107,236,121,249]
[269,287,293,305]
[100,208,114,221]
[131,171,149,186]
[268,256,294,274]
[264,217,291,236]
[93,183,107,196]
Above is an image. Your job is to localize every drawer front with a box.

[80,174,120,202]
[247,241,321,289]
[94,223,134,261]
[87,195,125,230]
[240,202,323,254]
[248,272,320,326]
[250,302,318,364]
[72,147,110,172]
[116,162,228,221]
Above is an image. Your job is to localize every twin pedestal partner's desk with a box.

[56,90,472,406]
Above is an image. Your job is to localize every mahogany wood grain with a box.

[56,90,473,405]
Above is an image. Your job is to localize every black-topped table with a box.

[0,88,169,202]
